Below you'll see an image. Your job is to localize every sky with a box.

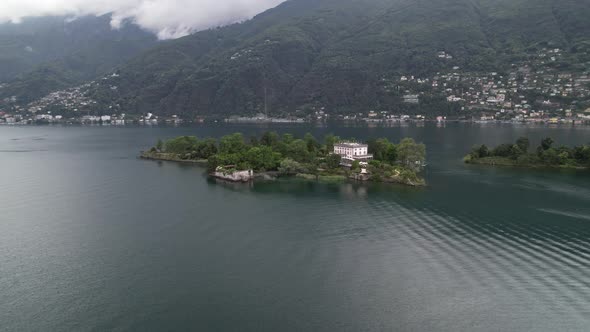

[0,0,286,39]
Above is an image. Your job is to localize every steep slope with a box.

[7,0,590,116]
[0,15,157,103]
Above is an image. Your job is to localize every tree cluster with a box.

[468,137,590,167]
[152,132,428,182]
[368,137,426,172]
[154,136,218,160]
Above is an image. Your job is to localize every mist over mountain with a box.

[0,15,158,101]
[0,0,287,40]
[2,0,590,116]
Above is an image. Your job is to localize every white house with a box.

[334,142,373,166]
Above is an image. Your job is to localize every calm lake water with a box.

[1,123,590,331]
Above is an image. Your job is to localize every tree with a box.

[516,137,530,153]
[384,143,397,163]
[286,139,311,163]
[278,158,306,175]
[541,137,554,150]
[219,133,246,154]
[304,133,320,153]
[261,131,279,147]
[282,133,295,145]
[573,145,590,164]
[397,138,426,171]
[326,154,342,169]
[245,146,281,171]
[156,139,163,151]
[368,138,396,162]
[249,136,260,146]
[510,144,524,159]
[540,148,560,165]
[164,136,199,154]
[324,134,340,153]
[492,143,513,157]
[478,144,489,158]
[197,138,218,158]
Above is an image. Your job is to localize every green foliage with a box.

[285,139,310,163]
[324,134,340,153]
[4,0,590,114]
[471,144,489,158]
[157,131,427,186]
[197,138,219,158]
[516,137,530,153]
[157,136,218,160]
[397,138,426,172]
[261,131,280,147]
[48,0,590,116]
[492,144,514,157]
[164,136,200,154]
[541,137,554,151]
[304,133,320,153]
[325,154,342,169]
[249,136,260,146]
[368,138,397,163]
[278,158,306,175]
[510,144,524,160]
[466,137,590,168]
[219,133,246,154]
[0,15,157,103]
[245,146,282,171]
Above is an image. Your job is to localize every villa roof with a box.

[335,142,368,148]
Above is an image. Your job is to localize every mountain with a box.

[4,0,590,116]
[0,15,158,103]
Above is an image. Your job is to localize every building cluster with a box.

[29,82,99,113]
[388,48,590,123]
[0,72,187,125]
[2,48,590,125]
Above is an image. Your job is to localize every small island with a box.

[142,132,427,186]
[464,137,590,169]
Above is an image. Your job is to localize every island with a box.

[142,132,427,186]
[464,137,590,169]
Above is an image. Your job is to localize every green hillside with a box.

[0,15,157,102]
[4,0,590,116]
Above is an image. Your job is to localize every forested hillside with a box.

[3,0,590,116]
[0,15,157,102]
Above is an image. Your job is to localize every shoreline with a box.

[3,119,590,127]
[465,156,589,170]
[139,151,208,164]
[140,152,426,187]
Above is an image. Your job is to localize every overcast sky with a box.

[0,0,286,39]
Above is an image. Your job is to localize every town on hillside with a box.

[1,48,589,125]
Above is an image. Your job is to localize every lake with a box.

[1,123,590,331]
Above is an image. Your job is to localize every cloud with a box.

[0,0,286,39]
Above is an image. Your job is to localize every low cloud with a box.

[0,0,286,39]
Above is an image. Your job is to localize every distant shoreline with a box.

[464,137,590,171]
[139,151,208,164]
[465,156,589,170]
[3,118,590,127]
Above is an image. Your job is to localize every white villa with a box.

[333,142,373,166]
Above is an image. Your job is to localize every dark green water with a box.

[1,123,590,331]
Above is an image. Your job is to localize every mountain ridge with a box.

[2,0,590,117]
